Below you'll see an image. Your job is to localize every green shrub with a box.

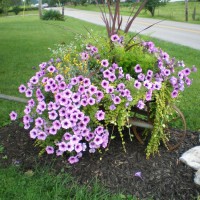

[12,6,21,15]
[42,9,64,21]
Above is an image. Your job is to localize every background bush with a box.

[42,9,64,21]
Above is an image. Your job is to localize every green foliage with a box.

[42,9,65,21]
[0,166,129,200]
[146,83,174,157]
[145,0,169,16]
[12,6,21,15]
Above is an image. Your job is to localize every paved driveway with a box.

[50,7,200,50]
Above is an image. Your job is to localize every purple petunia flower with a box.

[37,131,47,140]
[109,104,116,110]
[94,136,103,145]
[81,52,89,60]
[9,111,17,121]
[68,156,79,164]
[95,110,105,121]
[75,143,83,153]
[48,110,58,120]
[138,73,145,82]
[101,59,109,68]
[171,90,178,98]
[58,142,68,152]
[101,80,109,89]
[29,128,38,139]
[134,64,142,73]
[30,76,39,85]
[61,119,72,129]
[83,78,91,87]
[137,100,145,110]
[18,84,26,93]
[103,69,111,78]
[113,96,121,104]
[46,146,54,154]
[134,80,142,90]
[25,89,33,98]
[111,34,120,42]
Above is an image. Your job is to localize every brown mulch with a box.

[0,122,200,200]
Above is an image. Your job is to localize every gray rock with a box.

[194,169,200,186]
[179,146,200,170]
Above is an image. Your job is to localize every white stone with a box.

[194,169,200,186]
[179,146,200,170]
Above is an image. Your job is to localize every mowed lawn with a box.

[0,15,200,131]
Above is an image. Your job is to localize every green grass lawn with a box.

[0,14,199,130]
[66,1,200,24]
[0,166,128,200]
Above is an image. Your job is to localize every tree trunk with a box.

[185,0,188,21]
[39,0,42,19]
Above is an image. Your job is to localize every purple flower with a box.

[101,59,109,68]
[192,65,197,72]
[137,100,145,110]
[171,90,178,98]
[37,131,47,140]
[9,111,17,121]
[103,69,111,78]
[153,81,162,90]
[68,156,79,164]
[108,74,116,82]
[75,143,83,153]
[143,80,152,90]
[183,68,191,76]
[48,110,58,120]
[88,85,97,94]
[185,77,192,86]
[109,104,116,110]
[134,80,142,89]
[164,69,171,76]
[58,81,67,91]
[61,119,72,129]
[47,65,56,73]
[113,96,121,104]
[30,76,39,85]
[134,171,144,181]
[19,84,26,93]
[25,89,33,98]
[81,52,89,60]
[101,80,109,89]
[71,77,78,86]
[94,136,103,145]
[106,86,114,94]
[63,132,71,141]
[55,74,64,82]
[170,76,177,86]
[95,110,105,121]
[58,142,68,152]
[138,73,145,81]
[35,117,44,127]
[134,64,142,73]
[111,34,120,42]
[147,70,153,77]
[49,126,57,135]
[29,128,38,139]
[83,78,91,87]
[46,146,54,154]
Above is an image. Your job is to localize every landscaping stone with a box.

[194,169,200,186]
[179,146,200,170]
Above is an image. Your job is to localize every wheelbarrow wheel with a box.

[165,105,186,151]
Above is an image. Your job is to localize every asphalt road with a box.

[51,7,200,50]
